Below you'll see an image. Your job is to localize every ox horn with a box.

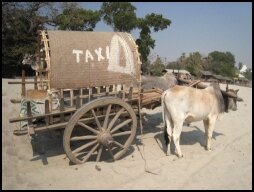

[221,90,237,98]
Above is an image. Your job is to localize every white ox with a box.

[161,83,241,157]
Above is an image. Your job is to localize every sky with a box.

[79,2,252,68]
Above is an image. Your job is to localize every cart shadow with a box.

[30,129,65,165]
[29,111,224,165]
[29,129,136,165]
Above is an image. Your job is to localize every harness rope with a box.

[137,91,159,175]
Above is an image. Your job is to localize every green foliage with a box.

[141,60,151,75]
[136,15,171,63]
[208,51,236,78]
[238,62,243,70]
[243,68,252,80]
[2,2,101,77]
[142,13,171,32]
[164,51,238,79]
[100,2,137,32]
[166,61,178,69]
[185,52,203,76]
[56,8,100,31]
[2,2,49,77]
[149,57,165,76]
[100,2,171,63]
[135,31,155,63]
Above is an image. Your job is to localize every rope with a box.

[137,95,159,175]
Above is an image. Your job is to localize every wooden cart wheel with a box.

[63,97,137,164]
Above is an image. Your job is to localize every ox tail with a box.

[161,91,168,128]
[161,91,170,149]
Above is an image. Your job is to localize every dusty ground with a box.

[2,78,252,189]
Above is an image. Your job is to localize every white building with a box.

[240,64,248,73]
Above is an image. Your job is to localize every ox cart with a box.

[8,30,162,165]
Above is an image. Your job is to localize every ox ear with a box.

[235,89,239,93]
[237,97,243,102]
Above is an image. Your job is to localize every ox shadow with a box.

[138,110,224,154]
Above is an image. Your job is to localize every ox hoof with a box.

[205,146,212,151]
[177,154,183,158]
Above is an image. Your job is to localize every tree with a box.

[149,56,165,76]
[202,56,213,71]
[238,62,243,70]
[136,14,171,63]
[166,61,178,69]
[100,2,171,64]
[243,68,252,80]
[208,51,236,78]
[185,52,203,76]
[141,59,151,75]
[56,5,100,31]
[2,2,101,77]
[100,2,137,32]
[2,2,54,77]
[176,52,187,70]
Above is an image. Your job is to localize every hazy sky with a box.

[79,2,252,68]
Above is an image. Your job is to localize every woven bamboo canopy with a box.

[39,30,142,89]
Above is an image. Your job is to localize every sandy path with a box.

[2,79,252,189]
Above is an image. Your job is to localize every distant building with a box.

[200,70,214,81]
[234,73,249,86]
[199,70,232,84]
[212,74,232,84]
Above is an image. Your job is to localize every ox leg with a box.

[203,119,209,149]
[205,117,216,151]
[172,121,184,158]
[164,110,173,156]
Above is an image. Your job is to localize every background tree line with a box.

[2,2,171,77]
[142,51,252,80]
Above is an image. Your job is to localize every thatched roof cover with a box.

[212,74,232,81]
[43,30,141,89]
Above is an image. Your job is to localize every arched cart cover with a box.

[40,30,142,89]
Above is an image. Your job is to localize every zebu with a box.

[161,83,241,157]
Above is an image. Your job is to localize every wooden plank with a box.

[60,98,65,122]
[8,81,49,84]
[34,76,38,90]
[70,90,73,107]
[140,88,144,107]
[76,95,81,109]
[27,101,35,135]
[128,86,133,100]
[106,86,109,96]
[89,87,92,101]
[80,88,83,105]
[27,101,32,124]
[21,70,26,97]
[122,85,125,99]
[45,99,50,126]
[9,107,77,123]
[10,99,21,103]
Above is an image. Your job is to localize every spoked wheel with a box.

[63,97,137,164]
